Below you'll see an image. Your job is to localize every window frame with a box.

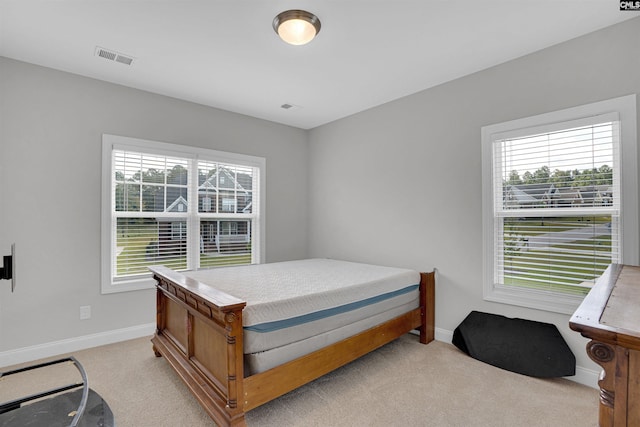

[101,134,266,294]
[481,95,638,314]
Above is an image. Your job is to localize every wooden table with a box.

[570,264,640,427]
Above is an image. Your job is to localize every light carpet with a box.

[0,334,598,426]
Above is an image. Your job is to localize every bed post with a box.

[419,271,436,344]
[223,308,245,422]
[152,287,164,357]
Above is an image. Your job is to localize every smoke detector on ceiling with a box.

[95,46,135,66]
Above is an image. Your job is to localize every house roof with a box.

[507,183,615,207]
[507,184,556,202]
[199,168,252,194]
[506,186,539,204]
[166,195,188,213]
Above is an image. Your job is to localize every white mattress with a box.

[243,287,419,353]
[184,258,420,327]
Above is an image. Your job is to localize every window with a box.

[222,198,236,212]
[102,134,265,293]
[482,95,637,314]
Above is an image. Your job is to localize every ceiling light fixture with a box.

[273,10,321,46]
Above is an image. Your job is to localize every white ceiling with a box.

[1,1,638,129]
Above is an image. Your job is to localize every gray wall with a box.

[2,17,639,375]
[307,17,640,371]
[0,57,308,351]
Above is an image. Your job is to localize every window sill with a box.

[101,275,156,294]
[484,285,583,315]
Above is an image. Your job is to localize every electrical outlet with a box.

[80,305,91,320]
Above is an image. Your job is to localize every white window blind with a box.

[492,117,620,295]
[197,160,257,268]
[102,135,265,293]
[113,150,190,278]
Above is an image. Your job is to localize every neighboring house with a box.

[198,168,253,214]
[152,169,254,257]
[579,186,599,207]
[200,220,250,254]
[504,184,557,208]
[552,185,614,208]
[591,185,614,207]
[148,196,189,259]
[166,195,188,213]
[198,168,252,254]
[552,188,582,207]
[504,183,614,209]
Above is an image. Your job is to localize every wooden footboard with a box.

[149,266,436,427]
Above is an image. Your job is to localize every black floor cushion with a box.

[452,311,575,378]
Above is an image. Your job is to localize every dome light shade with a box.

[273,10,321,46]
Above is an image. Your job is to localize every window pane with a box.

[500,215,615,294]
[115,218,187,277]
[198,161,254,214]
[198,161,218,213]
[114,150,189,213]
[199,194,216,213]
[238,191,253,214]
[166,162,188,185]
[114,151,141,183]
[236,167,253,190]
[199,219,251,268]
[236,166,253,213]
[142,185,164,212]
[493,121,620,296]
[166,187,188,212]
[116,183,140,212]
[220,191,236,212]
[499,123,615,211]
[141,156,165,184]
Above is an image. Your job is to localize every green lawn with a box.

[116,223,251,276]
[502,216,611,295]
[200,253,252,268]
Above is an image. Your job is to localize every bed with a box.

[149,258,435,427]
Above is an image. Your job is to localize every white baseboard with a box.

[435,327,453,343]
[409,326,454,342]
[0,323,156,368]
[570,365,600,389]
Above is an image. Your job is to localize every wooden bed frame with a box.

[149,265,436,427]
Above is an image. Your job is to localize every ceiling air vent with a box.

[95,47,135,66]
[281,103,301,110]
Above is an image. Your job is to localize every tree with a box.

[597,165,613,185]
[142,168,164,184]
[532,166,550,184]
[550,169,573,187]
[573,168,597,187]
[506,165,612,189]
[167,165,188,185]
[507,170,522,186]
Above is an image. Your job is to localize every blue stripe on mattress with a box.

[244,284,419,333]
